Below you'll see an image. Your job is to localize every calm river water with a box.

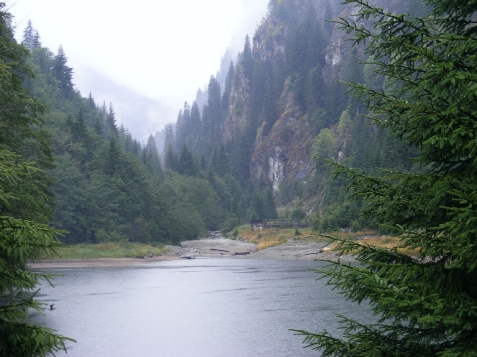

[31,258,371,357]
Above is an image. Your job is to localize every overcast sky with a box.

[6,0,269,115]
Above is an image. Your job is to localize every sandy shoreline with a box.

[27,255,181,269]
[28,237,354,269]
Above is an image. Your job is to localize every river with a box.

[30,258,371,357]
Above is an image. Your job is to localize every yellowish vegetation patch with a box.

[234,225,320,250]
[39,242,167,260]
[233,225,421,256]
[257,237,287,250]
[326,234,420,256]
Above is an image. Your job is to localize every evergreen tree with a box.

[175,102,190,151]
[217,145,230,177]
[0,5,71,354]
[88,92,96,108]
[71,109,89,145]
[21,20,35,50]
[32,30,41,49]
[222,61,234,112]
[105,103,118,138]
[103,137,123,176]
[143,135,163,176]
[297,1,477,356]
[53,45,74,98]
[200,76,222,158]
[263,188,278,219]
[323,0,334,35]
[177,144,197,176]
[163,123,175,153]
[164,144,177,171]
[189,102,201,143]
[242,35,253,80]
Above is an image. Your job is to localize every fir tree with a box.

[103,137,122,176]
[105,103,118,138]
[144,135,163,176]
[242,35,253,80]
[21,20,35,50]
[53,45,74,98]
[0,5,72,354]
[178,144,197,177]
[164,144,177,171]
[189,102,201,141]
[32,30,41,49]
[88,92,96,108]
[297,1,477,356]
[222,61,234,112]
[71,109,88,145]
[163,123,175,153]
[323,0,334,35]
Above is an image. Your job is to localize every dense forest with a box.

[156,0,425,233]
[17,19,255,245]
[2,0,477,356]
[8,0,425,246]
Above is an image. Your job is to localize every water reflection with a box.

[31,258,371,357]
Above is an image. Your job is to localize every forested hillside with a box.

[157,0,426,232]
[16,0,428,244]
[19,21,250,244]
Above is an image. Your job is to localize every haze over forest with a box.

[2,0,477,356]
[8,0,270,141]
[2,0,421,244]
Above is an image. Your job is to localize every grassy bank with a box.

[234,225,317,250]
[40,242,167,260]
[233,225,419,255]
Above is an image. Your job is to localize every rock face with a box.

[217,0,408,193]
[323,0,410,78]
[223,65,251,143]
[251,79,314,191]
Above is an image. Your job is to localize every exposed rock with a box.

[223,65,251,143]
[251,79,314,191]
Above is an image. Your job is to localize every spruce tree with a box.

[21,20,35,50]
[32,30,41,49]
[53,45,74,98]
[242,35,253,80]
[0,5,72,354]
[297,1,477,356]
[105,103,118,138]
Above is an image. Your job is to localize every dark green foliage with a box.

[210,145,230,177]
[290,207,306,220]
[285,4,328,111]
[19,28,210,246]
[105,103,118,138]
[142,135,163,176]
[164,144,177,171]
[324,0,334,34]
[222,61,234,112]
[177,144,198,176]
[297,1,477,356]
[53,45,73,98]
[241,36,253,80]
[175,102,190,151]
[21,20,41,51]
[250,187,278,220]
[0,5,72,354]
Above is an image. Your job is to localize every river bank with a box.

[176,237,355,262]
[27,255,180,269]
[28,236,354,269]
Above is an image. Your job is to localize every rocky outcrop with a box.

[251,79,314,191]
[223,65,251,142]
[323,0,410,80]
[227,0,408,192]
